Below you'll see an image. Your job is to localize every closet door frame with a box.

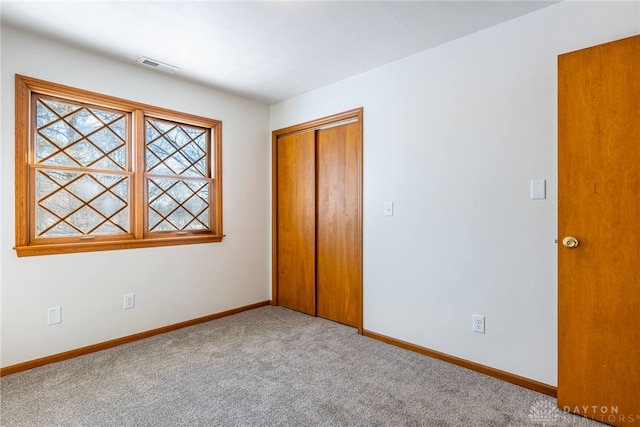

[271,108,363,333]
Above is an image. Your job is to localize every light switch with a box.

[531,179,546,200]
[384,202,393,216]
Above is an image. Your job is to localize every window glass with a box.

[14,75,223,257]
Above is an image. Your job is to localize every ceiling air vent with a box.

[136,57,179,73]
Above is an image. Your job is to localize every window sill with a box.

[14,235,224,257]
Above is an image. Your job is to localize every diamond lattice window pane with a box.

[36,207,59,233]
[197,211,210,228]
[67,175,104,201]
[35,97,128,171]
[111,147,127,169]
[166,127,190,148]
[39,189,83,219]
[150,194,179,217]
[109,209,129,232]
[37,210,79,237]
[166,181,192,201]
[92,156,121,171]
[35,168,130,237]
[40,98,81,117]
[44,170,78,186]
[196,158,207,175]
[36,100,60,128]
[185,127,206,142]
[90,192,127,217]
[183,195,208,216]
[146,153,162,171]
[153,120,176,134]
[147,180,163,201]
[110,177,128,200]
[148,209,163,229]
[27,93,224,244]
[182,141,206,165]
[35,135,60,163]
[147,136,177,161]
[66,140,104,166]
[39,121,82,148]
[146,125,161,143]
[96,174,128,191]
[145,118,208,177]
[44,152,79,167]
[36,172,84,217]
[67,207,108,234]
[88,127,124,152]
[161,153,186,175]
[92,110,122,125]
[185,180,208,193]
[167,207,193,229]
[90,208,128,235]
[108,117,127,139]
[147,177,210,232]
[147,162,175,175]
[154,220,177,232]
[89,127,126,158]
[179,168,203,178]
[45,222,79,236]
[68,109,102,135]
[36,171,59,198]
[93,221,126,235]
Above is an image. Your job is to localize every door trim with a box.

[271,108,364,333]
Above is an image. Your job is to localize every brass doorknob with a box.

[562,236,579,248]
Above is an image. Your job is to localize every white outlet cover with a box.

[48,306,62,325]
[472,314,485,334]
[123,293,135,309]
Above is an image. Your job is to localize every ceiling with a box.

[1,1,558,104]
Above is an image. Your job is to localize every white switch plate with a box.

[531,179,546,200]
[48,306,61,325]
[384,201,393,216]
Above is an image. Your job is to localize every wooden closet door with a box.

[316,122,362,327]
[275,131,316,315]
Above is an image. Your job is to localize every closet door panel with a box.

[316,122,362,327]
[276,131,316,315]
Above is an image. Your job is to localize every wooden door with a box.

[316,122,362,327]
[558,35,640,426]
[275,131,316,315]
[273,109,363,331]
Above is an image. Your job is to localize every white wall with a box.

[0,26,271,367]
[270,1,640,386]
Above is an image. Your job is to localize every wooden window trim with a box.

[14,74,223,257]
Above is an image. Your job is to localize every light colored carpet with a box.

[1,306,603,426]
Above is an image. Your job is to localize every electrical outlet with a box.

[123,293,135,309]
[472,314,485,334]
[48,306,62,325]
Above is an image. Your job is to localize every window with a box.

[14,75,223,256]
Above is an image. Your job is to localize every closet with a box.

[272,108,362,331]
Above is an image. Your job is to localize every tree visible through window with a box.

[34,97,131,237]
[14,75,223,257]
[145,117,211,233]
